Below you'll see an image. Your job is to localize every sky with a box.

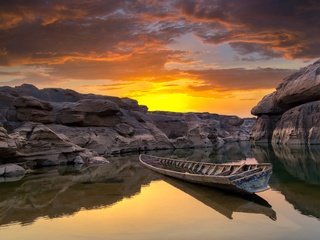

[0,0,319,117]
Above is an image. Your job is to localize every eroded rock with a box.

[0,84,252,171]
[251,59,320,145]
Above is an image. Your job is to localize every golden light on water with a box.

[2,180,319,240]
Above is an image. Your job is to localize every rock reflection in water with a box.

[151,142,253,163]
[164,177,276,221]
[253,144,320,185]
[0,156,157,227]
[253,144,320,220]
[1,141,320,229]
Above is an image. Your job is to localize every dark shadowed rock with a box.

[251,115,281,143]
[272,101,320,145]
[13,96,54,123]
[14,96,53,110]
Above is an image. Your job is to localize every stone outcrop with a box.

[251,60,320,145]
[0,164,25,178]
[0,84,252,171]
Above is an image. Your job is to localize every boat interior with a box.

[140,154,271,178]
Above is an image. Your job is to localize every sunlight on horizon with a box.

[74,83,274,117]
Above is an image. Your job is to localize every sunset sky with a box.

[0,0,319,117]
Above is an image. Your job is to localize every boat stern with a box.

[231,168,272,194]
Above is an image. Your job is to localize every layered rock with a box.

[251,60,320,145]
[149,112,255,149]
[0,84,252,169]
[10,123,104,167]
[0,127,17,157]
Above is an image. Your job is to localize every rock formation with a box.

[251,60,320,145]
[0,84,253,170]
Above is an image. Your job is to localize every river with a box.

[1,143,320,240]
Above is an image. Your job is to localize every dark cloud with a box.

[0,0,318,93]
[230,42,281,60]
[177,0,320,59]
[1,0,318,67]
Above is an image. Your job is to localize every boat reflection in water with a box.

[163,177,277,221]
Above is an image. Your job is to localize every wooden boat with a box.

[139,154,272,194]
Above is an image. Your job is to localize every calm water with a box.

[1,143,320,240]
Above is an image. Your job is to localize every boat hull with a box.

[139,154,272,194]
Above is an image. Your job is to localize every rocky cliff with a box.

[0,84,253,171]
[251,60,320,145]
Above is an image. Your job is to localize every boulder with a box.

[276,60,320,109]
[0,164,25,177]
[251,92,283,116]
[13,96,54,123]
[252,60,320,116]
[14,96,53,110]
[57,99,120,126]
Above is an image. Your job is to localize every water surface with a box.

[1,143,320,240]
